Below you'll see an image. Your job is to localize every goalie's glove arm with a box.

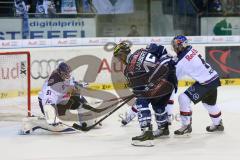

[73,81,89,90]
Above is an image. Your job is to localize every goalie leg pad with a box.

[19,116,76,134]
[44,104,60,125]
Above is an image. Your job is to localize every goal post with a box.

[0,51,31,117]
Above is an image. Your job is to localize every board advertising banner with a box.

[0,18,96,40]
[201,17,240,35]
[206,46,240,78]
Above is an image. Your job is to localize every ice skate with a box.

[18,117,34,135]
[132,126,154,147]
[119,110,137,126]
[18,129,32,135]
[174,124,192,136]
[206,120,224,132]
[153,124,170,138]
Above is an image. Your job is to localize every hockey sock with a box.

[131,104,138,113]
[179,93,192,125]
[202,103,222,125]
[165,99,174,121]
[136,99,151,128]
[155,107,168,128]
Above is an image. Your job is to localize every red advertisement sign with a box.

[206,46,240,78]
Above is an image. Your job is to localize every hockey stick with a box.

[82,95,133,113]
[72,94,135,131]
[87,95,131,105]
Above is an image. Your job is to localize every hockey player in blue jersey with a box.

[119,43,176,127]
[171,35,224,135]
[113,42,177,146]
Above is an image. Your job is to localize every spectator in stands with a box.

[27,0,37,14]
[207,0,223,14]
[222,0,240,15]
[190,0,224,16]
[47,0,57,17]
[35,0,57,16]
[24,0,31,11]
[75,0,96,13]
[127,24,140,37]
[15,0,30,15]
[54,0,61,13]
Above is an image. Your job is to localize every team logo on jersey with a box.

[128,54,140,72]
[193,93,200,100]
[136,51,147,71]
[185,49,198,61]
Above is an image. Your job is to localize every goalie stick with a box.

[72,94,135,131]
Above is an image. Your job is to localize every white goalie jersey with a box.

[38,70,75,106]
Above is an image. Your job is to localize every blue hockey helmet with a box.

[57,62,72,79]
[171,35,189,54]
[146,43,167,58]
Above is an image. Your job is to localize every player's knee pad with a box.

[155,107,168,127]
[178,93,191,111]
[135,99,151,128]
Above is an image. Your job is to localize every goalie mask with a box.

[57,62,72,80]
[171,35,189,54]
[113,42,131,64]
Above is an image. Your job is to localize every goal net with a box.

[0,52,31,121]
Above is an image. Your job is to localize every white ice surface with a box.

[0,86,240,160]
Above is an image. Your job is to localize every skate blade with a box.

[131,140,154,147]
[18,130,31,135]
[173,133,191,138]
[154,135,170,139]
[206,130,224,134]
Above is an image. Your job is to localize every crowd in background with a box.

[0,0,240,37]
[1,0,134,16]
[160,0,240,35]
[0,0,239,16]
[162,0,240,17]
[20,0,97,15]
[0,0,95,16]
[21,0,240,16]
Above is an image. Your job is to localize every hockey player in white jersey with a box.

[171,35,224,135]
[20,62,90,134]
